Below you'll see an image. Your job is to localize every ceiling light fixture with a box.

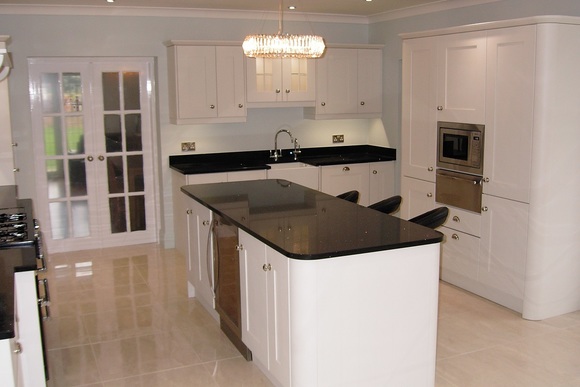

[242,0,325,59]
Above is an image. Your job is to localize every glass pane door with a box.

[29,58,157,253]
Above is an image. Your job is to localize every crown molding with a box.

[369,0,502,23]
[0,4,370,24]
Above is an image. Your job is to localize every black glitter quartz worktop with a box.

[170,145,395,175]
[181,179,442,260]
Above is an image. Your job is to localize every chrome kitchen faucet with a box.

[271,126,301,161]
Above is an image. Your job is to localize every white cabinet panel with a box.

[306,47,382,119]
[246,57,315,105]
[320,163,370,206]
[167,44,246,124]
[439,226,480,292]
[483,26,535,203]
[437,32,487,124]
[239,231,290,387]
[401,37,437,182]
[479,194,529,312]
[368,161,395,207]
[400,177,435,220]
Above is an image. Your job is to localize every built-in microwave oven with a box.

[437,121,484,175]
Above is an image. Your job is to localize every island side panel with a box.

[290,243,441,386]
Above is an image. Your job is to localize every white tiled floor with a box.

[43,244,580,386]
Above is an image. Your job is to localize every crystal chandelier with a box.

[242,0,325,59]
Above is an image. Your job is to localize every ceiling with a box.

[0,0,450,17]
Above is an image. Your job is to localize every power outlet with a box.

[332,134,344,143]
[181,142,196,151]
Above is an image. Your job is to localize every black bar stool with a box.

[368,195,402,215]
[409,207,449,229]
[336,190,359,204]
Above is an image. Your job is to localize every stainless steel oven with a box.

[437,121,484,175]
[436,169,483,213]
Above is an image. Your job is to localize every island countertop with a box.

[181,179,442,260]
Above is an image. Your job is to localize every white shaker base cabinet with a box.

[239,229,441,387]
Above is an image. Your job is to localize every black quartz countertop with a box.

[182,179,442,260]
[170,145,395,175]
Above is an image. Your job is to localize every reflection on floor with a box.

[43,244,580,386]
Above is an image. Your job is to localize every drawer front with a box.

[440,226,480,288]
[441,205,481,237]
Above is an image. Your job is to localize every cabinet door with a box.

[315,48,358,115]
[439,226,480,290]
[368,162,395,207]
[171,171,188,259]
[188,198,216,312]
[320,163,370,206]
[436,32,486,124]
[283,58,315,102]
[357,49,382,114]
[483,26,535,203]
[239,230,269,364]
[401,37,437,182]
[171,46,218,120]
[265,246,290,387]
[479,194,528,312]
[246,57,314,103]
[215,46,247,119]
[400,177,435,219]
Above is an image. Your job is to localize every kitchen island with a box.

[182,179,443,387]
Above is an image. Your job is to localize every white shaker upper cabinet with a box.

[436,32,487,124]
[166,43,247,124]
[246,57,315,106]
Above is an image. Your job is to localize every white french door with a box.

[28,57,157,253]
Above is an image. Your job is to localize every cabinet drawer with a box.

[441,206,481,237]
[440,226,480,290]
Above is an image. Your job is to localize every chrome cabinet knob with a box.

[87,155,94,162]
[428,167,434,172]
[483,177,490,183]
[360,101,365,106]
[235,244,244,251]
[186,209,192,215]
[372,170,378,174]
[262,263,272,272]
[452,216,460,222]
[276,89,281,93]
[210,104,215,109]
[238,104,244,108]
[482,206,489,212]
[343,166,350,172]
[13,342,22,354]
[202,220,210,226]
[285,89,290,94]
[427,193,433,198]
[452,234,459,240]
[321,102,326,106]
[437,106,443,111]
[98,155,105,161]
[12,168,19,172]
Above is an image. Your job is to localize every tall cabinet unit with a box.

[401,17,580,320]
